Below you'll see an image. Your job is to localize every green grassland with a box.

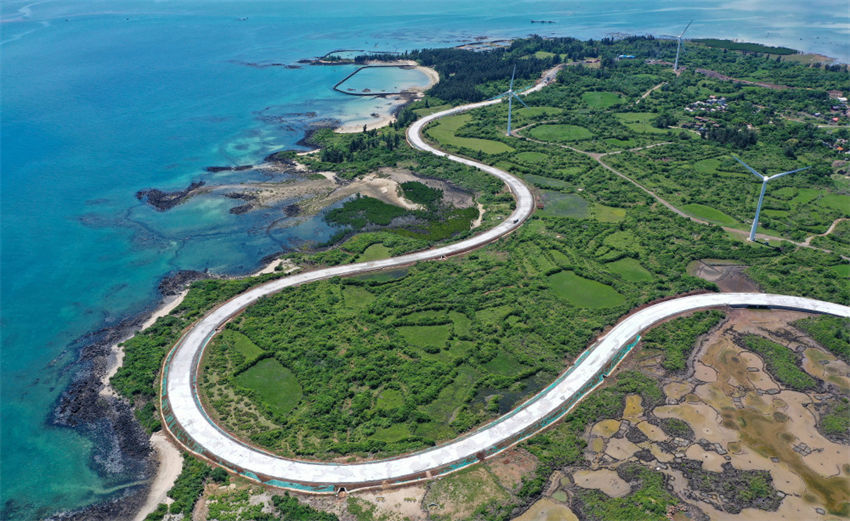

[547,270,626,308]
[190,55,848,459]
[615,112,670,134]
[234,358,303,417]
[794,315,850,363]
[425,113,514,154]
[528,123,593,142]
[538,191,590,218]
[122,36,850,519]
[606,257,654,282]
[681,203,742,227]
[355,243,391,262]
[582,91,625,108]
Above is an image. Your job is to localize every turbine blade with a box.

[487,91,511,101]
[732,155,765,180]
[768,166,811,181]
[509,64,516,92]
[512,93,529,108]
[680,20,692,38]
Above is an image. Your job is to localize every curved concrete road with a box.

[161,82,850,493]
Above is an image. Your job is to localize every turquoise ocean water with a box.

[1,1,847,518]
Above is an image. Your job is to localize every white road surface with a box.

[161,76,850,492]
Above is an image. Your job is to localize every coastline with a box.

[112,56,436,511]
[106,254,298,521]
[46,32,845,520]
[334,61,439,134]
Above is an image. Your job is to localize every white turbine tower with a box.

[732,156,811,242]
[492,64,528,136]
[673,21,693,72]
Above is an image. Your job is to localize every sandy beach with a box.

[112,59,440,520]
[98,253,299,521]
[131,432,182,521]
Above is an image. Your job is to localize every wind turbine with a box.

[732,156,811,241]
[673,21,693,72]
[492,64,528,136]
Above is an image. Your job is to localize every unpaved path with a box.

[635,82,666,104]
[803,217,848,246]
[158,67,850,497]
[515,129,848,258]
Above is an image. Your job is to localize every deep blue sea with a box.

[1,1,848,518]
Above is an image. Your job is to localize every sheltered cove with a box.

[159,75,850,494]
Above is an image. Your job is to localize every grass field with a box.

[449,311,472,336]
[510,106,564,126]
[790,188,823,206]
[427,113,514,154]
[547,271,626,308]
[820,194,850,214]
[582,91,624,108]
[832,264,850,277]
[606,258,654,282]
[605,138,638,148]
[234,358,302,416]
[342,286,374,310]
[682,203,742,227]
[371,424,411,443]
[476,305,513,323]
[615,112,668,134]
[412,103,452,116]
[539,191,590,218]
[398,324,451,349]
[592,204,627,222]
[356,243,391,262]
[376,389,404,409]
[221,330,265,363]
[528,124,593,142]
[515,151,549,164]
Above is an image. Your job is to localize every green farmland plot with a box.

[343,286,375,311]
[582,91,624,108]
[615,112,669,134]
[426,113,514,154]
[220,330,265,363]
[515,151,549,164]
[682,204,742,228]
[528,124,593,143]
[547,271,626,308]
[606,258,654,282]
[539,191,590,218]
[398,324,452,350]
[234,358,303,417]
[356,243,391,262]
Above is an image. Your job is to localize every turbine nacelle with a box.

[491,65,529,136]
[731,155,811,241]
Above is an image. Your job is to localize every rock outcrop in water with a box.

[135,181,205,211]
[48,316,153,521]
[45,269,215,520]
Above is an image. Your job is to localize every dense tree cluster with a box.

[699,124,759,148]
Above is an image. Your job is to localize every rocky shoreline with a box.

[44,269,214,521]
[135,181,205,211]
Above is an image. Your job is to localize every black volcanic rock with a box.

[157,269,214,296]
[135,181,204,211]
